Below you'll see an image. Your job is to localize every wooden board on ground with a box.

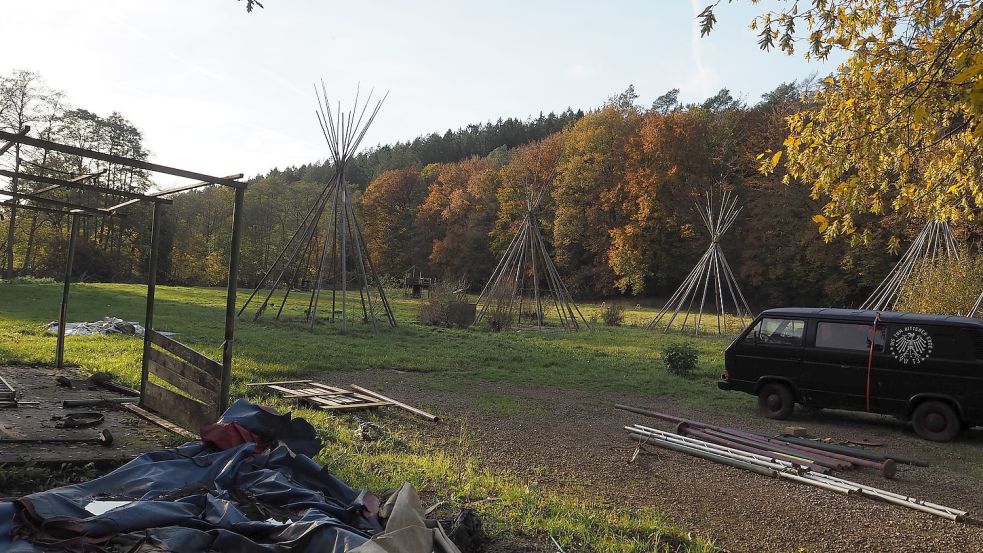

[0,365,183,465]
[249,380,438,421]
[252,380,393,412]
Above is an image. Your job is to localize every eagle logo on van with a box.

[889,326,934,364]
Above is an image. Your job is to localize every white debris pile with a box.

[46,317,145,337]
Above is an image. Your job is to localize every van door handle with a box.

[839,365,850,369]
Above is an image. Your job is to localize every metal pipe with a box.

[680,425,829,473]
[627,431,778,477]
[628,426,787,471]
[701,428,855,471]
[807,472,966,516]
[775,436,927,467]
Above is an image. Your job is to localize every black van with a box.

[718,308,983,442]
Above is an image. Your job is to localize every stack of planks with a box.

[248,380,438,421]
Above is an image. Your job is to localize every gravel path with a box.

[320,368,983,552]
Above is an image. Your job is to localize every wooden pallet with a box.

[247,380,393,411]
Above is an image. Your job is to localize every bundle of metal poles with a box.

[618,406,965,522]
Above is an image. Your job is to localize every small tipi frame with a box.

[647,190,753,335]
[474,179,589,331]
[859,219,959,312]
[239,84,397,329]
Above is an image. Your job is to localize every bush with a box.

[599,303,625,326]
[417,280,469,327]
[663,341,699,376]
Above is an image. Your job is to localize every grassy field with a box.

[0,280,744,552]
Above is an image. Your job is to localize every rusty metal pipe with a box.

[776,436,927,467]
[712,428,896,477]
[680,424,829,473]
[699,427,850,470]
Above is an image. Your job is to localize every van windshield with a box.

[745,318,805,346]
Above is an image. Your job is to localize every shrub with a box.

[417,279,469,327]
[600,303,625,326]
[663,341,699,376]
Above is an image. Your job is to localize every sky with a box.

[1,1,844,183]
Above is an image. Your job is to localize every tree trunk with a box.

[21,210,40,273]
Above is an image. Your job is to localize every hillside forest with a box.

[0,71,980,311]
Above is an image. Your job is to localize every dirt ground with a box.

[324,368,983,553]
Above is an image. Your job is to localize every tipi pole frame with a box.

[649,190,752,335]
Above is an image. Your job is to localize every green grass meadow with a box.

[0,280,741,552]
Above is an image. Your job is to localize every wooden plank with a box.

[152,176,245,197]
[281,390,348,399]
[0,126,28,156]
[0,169,172,204]
[148,331,222,378]
[143,382,217,433]
[351,385,439,421]
[148,358,216,405]
[0,130,245,189]
[308,382,352,394]
[147,348,220,395]
[246,379,314,387]
[123,403,198,440]
[317,401,391,411]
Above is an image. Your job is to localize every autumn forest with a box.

[1,73,979,311]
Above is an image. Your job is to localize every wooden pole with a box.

[220,186,245,413]
[139,203,162,401]
[55,213,80,369]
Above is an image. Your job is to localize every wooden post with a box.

[139,203,162,403]
[55,213,80,368]
[220,186,245,413]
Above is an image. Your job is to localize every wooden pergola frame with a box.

[0,127,247,421]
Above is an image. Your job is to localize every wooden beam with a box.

[350,384,439,421]
[122,403,198,440]
[0,200,90,217]
[148,331,223,379]
[0,126,29,157]
[0,169,172,204]
[0,187,114,217]
[0,130,246,189]
[246,379,314,387]
[152,174,245,197]
[106,198,142,211]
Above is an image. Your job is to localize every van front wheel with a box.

[758,383,794,420]
[912,400,960,442]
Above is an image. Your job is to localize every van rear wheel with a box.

[758,383,794,420]
[912,400,960,442]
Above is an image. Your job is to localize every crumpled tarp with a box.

[0,400,460,553]
[45,317,146,337]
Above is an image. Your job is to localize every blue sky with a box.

[1,1,843,182]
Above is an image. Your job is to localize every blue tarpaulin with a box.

[0,400,458,553]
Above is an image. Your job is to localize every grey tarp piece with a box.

[352,484,460,553]
[0,400,460,553]
[45,316,146,337]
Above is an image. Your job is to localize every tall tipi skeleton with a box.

[647,190,753,335]
[474,176,589,331]
[859,219,959,312]
[239,84,397,329]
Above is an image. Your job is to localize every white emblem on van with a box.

[889,326,934,364]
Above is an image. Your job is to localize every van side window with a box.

[816,322,886,351]
[747,318,805,346]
